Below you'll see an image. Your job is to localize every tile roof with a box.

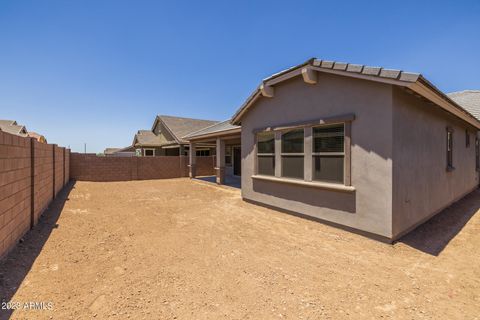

[134,130,172,147]
[157,115,218,143]
[274,59,420,83]
[27,131,47,143]
[183,120,240,139]
[231,58,480,129]
[447,90,480,121]
[0,119,28,137]
[104,148,122,154]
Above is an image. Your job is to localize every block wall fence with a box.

[70,153,215,181]
[0,130,70,259]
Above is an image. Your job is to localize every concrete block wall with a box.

[0,131,70,259]
[54,146,65,195]
[196,156,216,176]
[32,141,54,226]
[64,150,70,186]
[70,154,215,181]
[70,154,137,181]
[0,134,31,259]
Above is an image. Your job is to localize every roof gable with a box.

[230,58,480,129]
[0,119,28,136]
[153,115,219,143]
[133,129,171,147]
[183,119,240,140]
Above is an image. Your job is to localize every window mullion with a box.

[274,131,282,177]
[344,121,352,186]
[304,127,312,182]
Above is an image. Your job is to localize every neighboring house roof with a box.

[230,58,480,129]
[27,131,47,143]
[152,115,218,144]
[104,148,122,154]
[0,120,28,137]
[183,119,241,140]
[133,129,172,147]
[447,90,480,121]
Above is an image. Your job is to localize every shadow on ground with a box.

[194,176,241,189]
[398,188,480,256]
[0,181,75,320]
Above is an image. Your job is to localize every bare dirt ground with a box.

[1,179,479,319]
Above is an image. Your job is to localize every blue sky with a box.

[0,0,479,153]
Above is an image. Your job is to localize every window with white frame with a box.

[312,124,345,183]
[196,149,210,156]
[225,146,232,167]
[281,128,304,179]
[256,131,275,175]
[144,148,155,157]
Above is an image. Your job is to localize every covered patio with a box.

[184,120,241,187]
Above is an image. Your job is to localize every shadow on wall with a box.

[0,182,75,320]
[398,188,480,256]
[252,179,356,213]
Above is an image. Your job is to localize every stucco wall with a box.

[391,87,479,238]
[240,73,394,238]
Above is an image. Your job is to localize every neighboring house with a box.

[0,120,28,137]
[183,120,241,179]
[104,148,121,155]
[132,115,218,156]
[103,146,136,157]
[27,131,47,143]
[448,90,480,120]
[186,58,480,242]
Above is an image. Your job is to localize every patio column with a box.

[215,138,225,184]
[189,142,196,178]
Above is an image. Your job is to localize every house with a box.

[132,115,218,156]
[27,131,47,143]
[186,58,480,242]
[448,90,480,120]
[103,146,136,157]
[183,120,241,181]
[0,120,47,143]
[0,120,28,137]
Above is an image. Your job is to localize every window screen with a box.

[447,128,453,169]
[257,132,275,176]
[281,129,304,179]
[313,124,344,183]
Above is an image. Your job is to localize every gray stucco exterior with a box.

[239,72,479,241]
[391,87,478,239]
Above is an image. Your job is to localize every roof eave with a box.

[230,59,480,129]
[185,127,242,141]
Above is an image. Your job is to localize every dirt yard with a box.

[1,179,479,319]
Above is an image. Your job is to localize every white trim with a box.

[252,175,355,192]
[143,148,155,157]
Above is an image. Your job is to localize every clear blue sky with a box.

[0,0,479,153]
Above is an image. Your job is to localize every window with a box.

[257,131,275,176]
[476,137,479,171]
[446,128,453,170]
[466,130,470,148]
[281,129,304,179]
[225,146,232,167]
[144,149,155,157]
[313,124,344,183]
[196,150,210,156]
[253,115,354,189]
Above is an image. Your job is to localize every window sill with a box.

[251,175,355,192]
